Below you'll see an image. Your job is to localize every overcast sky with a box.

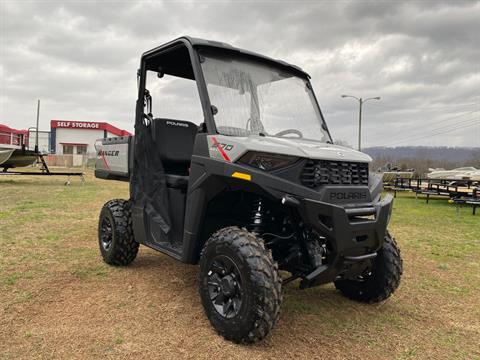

[1,0,479,148]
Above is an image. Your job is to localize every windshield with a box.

[200,51,330,143]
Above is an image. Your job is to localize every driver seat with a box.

[152,118,198,188]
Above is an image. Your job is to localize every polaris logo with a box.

[166,121,189,127]
[98,150,119,156]
[330,192,367,200]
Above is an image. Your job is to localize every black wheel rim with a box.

[100,217,113,251]
[206,255,243,319]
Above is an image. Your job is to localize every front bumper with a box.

[297,193,394,287]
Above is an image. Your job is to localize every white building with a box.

[27,130,51,154]
[51,120,131,156]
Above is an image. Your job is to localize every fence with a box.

[44,154,96,168]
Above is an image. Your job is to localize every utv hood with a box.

[210,135,372,163]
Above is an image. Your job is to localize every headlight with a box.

[237,152,299,171]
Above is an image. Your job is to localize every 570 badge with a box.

[210,137,235,162]
[211,143,234,151]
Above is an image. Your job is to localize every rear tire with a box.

[334,231,402,303]
[198,226,282,343]
[98,199,139,266]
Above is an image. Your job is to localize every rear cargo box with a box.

[94,136,133,181]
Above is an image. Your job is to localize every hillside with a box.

[364,146,479,163]
[363,146,479,176]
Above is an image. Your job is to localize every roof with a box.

[59,142,88,146]
[50,120,132,137]
[143,36,310,78]
[0,124,29,135]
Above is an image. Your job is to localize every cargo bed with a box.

[94,136,133,181]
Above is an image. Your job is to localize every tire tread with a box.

[334,231,403,303]
[98,199,139,266]
[199,226,282,343]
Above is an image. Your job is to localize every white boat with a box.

[0,130,37,169]
[427,167,480,181]
[0,129,22,166]
[0,146,16,165]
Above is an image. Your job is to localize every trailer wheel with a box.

[98,199,139,266]
[334,231,402,303]
[198,226,282,343]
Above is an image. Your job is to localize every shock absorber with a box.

[249,197,264,234]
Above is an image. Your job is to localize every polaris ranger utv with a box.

[95,36,402,343]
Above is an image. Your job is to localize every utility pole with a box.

[341,95,380,151]
[35,99,40,154]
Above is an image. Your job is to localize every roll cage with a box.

[135,36,332,141]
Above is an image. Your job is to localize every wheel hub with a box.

[220,276,235,296]
[100,217,113,251]
[206,255,243,319]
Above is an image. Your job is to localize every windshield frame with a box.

[196,47,333,143]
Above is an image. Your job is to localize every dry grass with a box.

[1,170,479,359]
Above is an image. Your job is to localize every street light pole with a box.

[358,98,363,152]
[341,95,381,151]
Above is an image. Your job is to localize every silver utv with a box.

[96,36,402,344]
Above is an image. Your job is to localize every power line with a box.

[368,101,478,112]
[379,123,478,147]
[429,109,479,127]
[402,109,479,131]
[396,120,477,145]
[383,117,478,146]
[376,117,479,147]
[372,111,479,146]
[409,115,478,136]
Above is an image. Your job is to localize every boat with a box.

[0,120,84,183]
[381,170,415,183]
[376,163,415,183]
[0,125,37,170]
[0,146,15,165]
[1,148,38,169]
[427,167,480,181]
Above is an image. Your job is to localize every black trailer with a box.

[1,153,85,185]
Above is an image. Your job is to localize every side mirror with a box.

[157,66,164,78]
[198,122,207,133]
[211,105,218,115]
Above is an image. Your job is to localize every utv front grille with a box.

[301,160,369,188]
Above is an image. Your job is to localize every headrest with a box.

[154,118,197,131]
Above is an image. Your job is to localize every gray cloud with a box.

[1,0,479,147]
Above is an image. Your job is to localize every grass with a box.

[0,169,479,359]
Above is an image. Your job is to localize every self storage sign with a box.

[53,121,100,129]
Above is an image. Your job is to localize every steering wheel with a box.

[274,129,303,138]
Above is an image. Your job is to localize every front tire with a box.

[198,227,282,343]
[98,199,139,266]
[334,231,402,303]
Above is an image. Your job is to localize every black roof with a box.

[142,36,310,78]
